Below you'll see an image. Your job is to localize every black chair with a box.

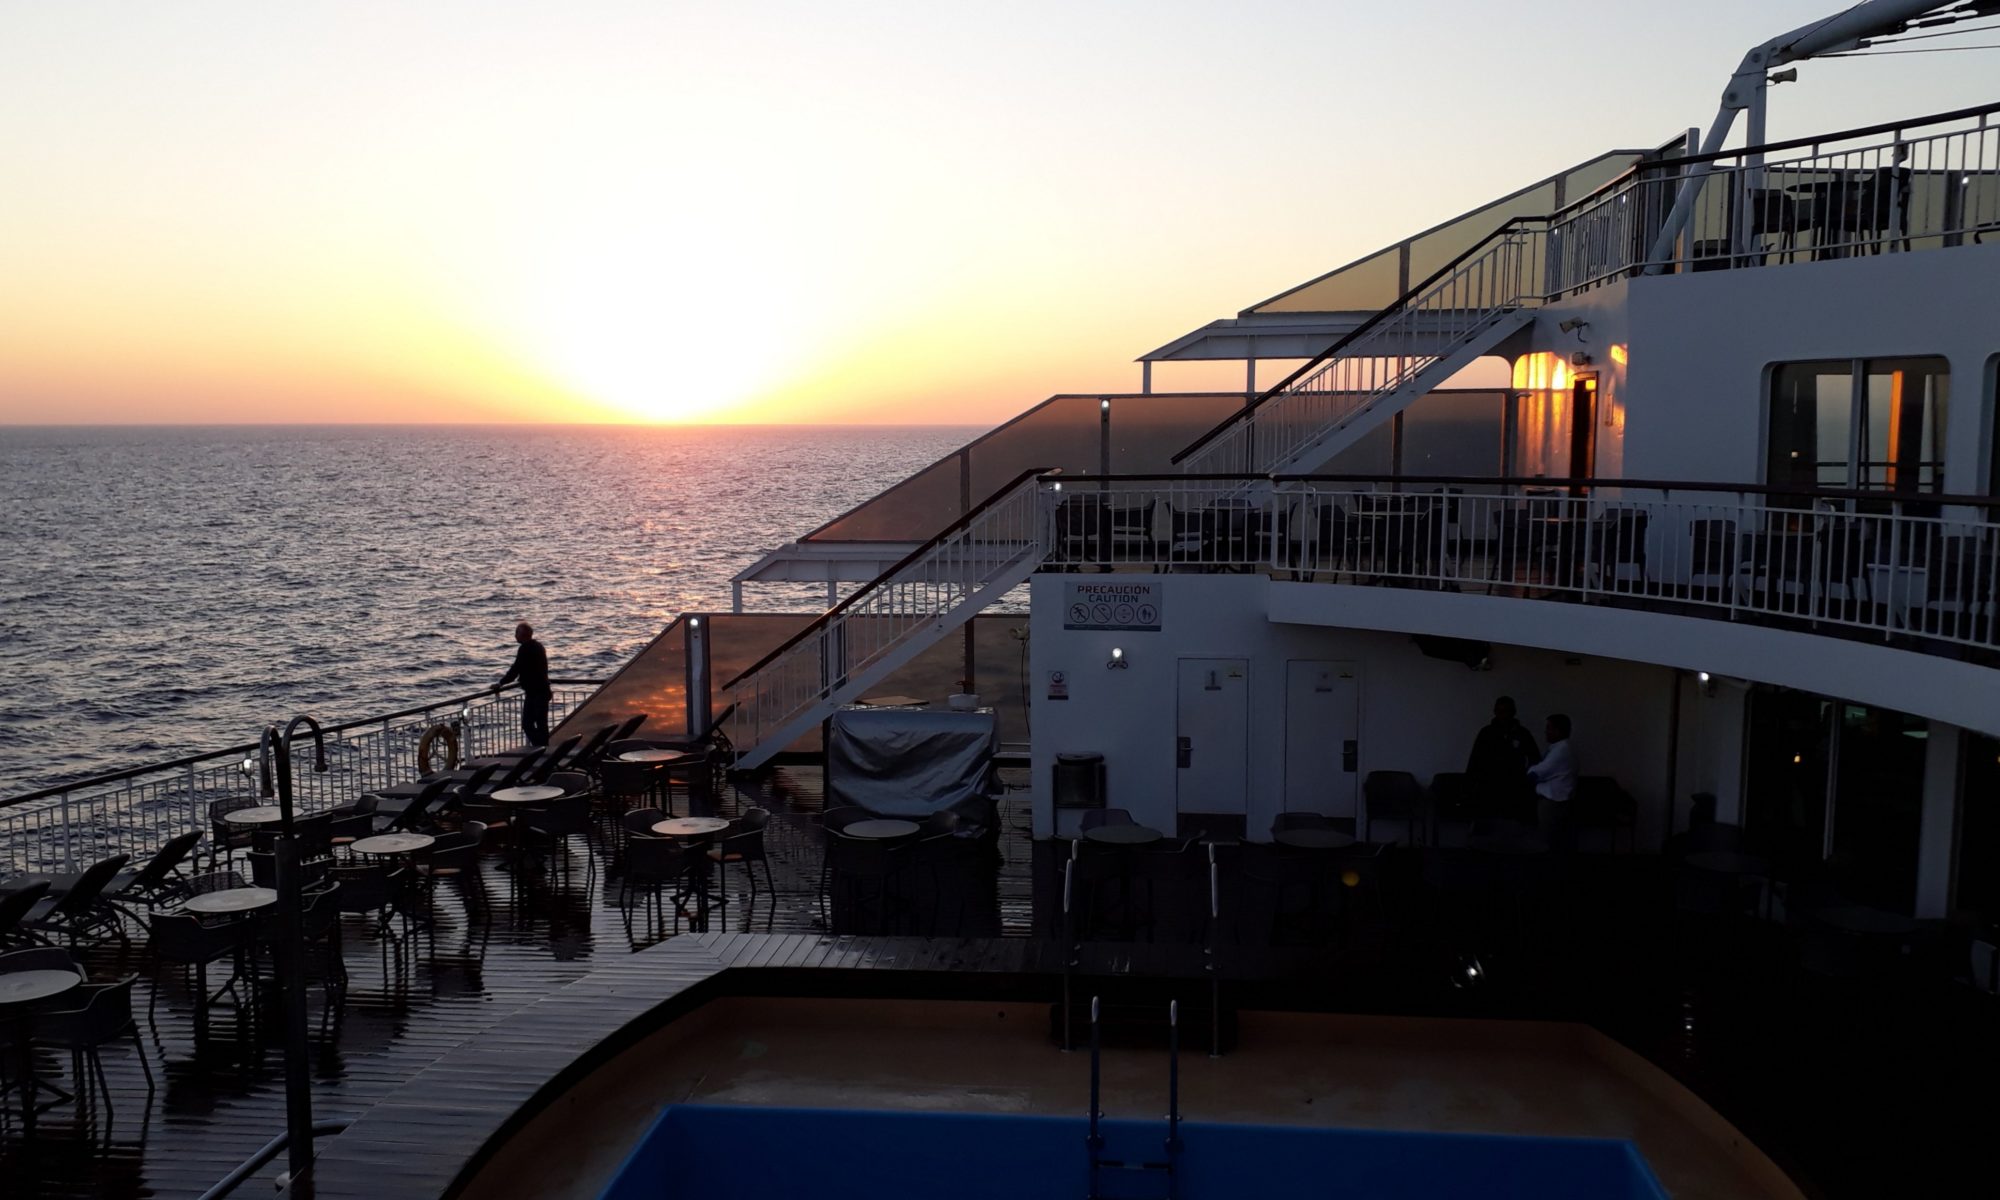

[208,797,262,864]
[599,758,666,816]
[0,882,54,948]
[186,869,247,896]
[1688,518,1738,599]
[329,795,380,847]
[98,830,205,916]
[621,808,667,839]
[146,911,252,1038]
[33,975,153,1113]
[24,854,132,948]
[1361,772,1426,845]
[328,862,404,936]
[825,834,913,935]
[619,836,695,937]
[708,808,774,906]
[1591,508,1650,592]
[545,769,594,799]
[527,736,583,784]
[516,794,591,856]
[387,779,453,833]
[609,714,649,743]
[0,945,82,978]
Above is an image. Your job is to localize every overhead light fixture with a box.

[1767,67,1798,84]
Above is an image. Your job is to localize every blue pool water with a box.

[602,1104,1669,1200]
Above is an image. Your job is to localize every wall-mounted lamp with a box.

[239,756,256,777]
[1557,318,1590,346]
[689,616,701,628]
[1052,481,1062,492]
[1107,647,1128,670]
[1696,670,1715,697]
[1100,398,1111,412]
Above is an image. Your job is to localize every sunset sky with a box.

[2,1,1991,426]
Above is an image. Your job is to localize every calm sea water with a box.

[0,424,978,793]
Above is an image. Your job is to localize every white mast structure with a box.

[1645,0,1995,270]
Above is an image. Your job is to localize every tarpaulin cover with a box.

[827,707,997,820]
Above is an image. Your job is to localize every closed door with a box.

[1177,658,1249,814]
[1283,661,1360,818]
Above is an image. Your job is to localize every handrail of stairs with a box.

[720,467,1054,767]
[1176,220,1547,476]
[1172,215,1545,469]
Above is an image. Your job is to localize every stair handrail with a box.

[719,465,1056,691]
[720,467,1054,758]
[1179,222,1546,475]
[1171,215,1548,468]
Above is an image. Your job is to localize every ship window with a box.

[1767,357,1947,494]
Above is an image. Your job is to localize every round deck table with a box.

[619,749,686,764]
[652,817,729,840]
[0,968,83,1137]
[222,805,285,826]
[492,785,565,804]
[843,819,920,841]
[350,833,436,857]
[1083,824,1164,846]
[185,887,278,916]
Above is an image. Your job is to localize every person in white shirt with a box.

[1527,713,1576,850]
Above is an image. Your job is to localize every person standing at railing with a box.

[493,622,552,747]
[1528,713,1576,852]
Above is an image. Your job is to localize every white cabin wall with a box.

[1606,243,2000,489]
[1028,574,1682,846]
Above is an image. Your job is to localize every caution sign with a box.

[1062,580,1163,632]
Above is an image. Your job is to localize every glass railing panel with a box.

[1250,244,1403,314]
[555,618,689,739]
[1563,155,1639,205]
[1111,393,1248,474]
[966,396,1106,500]
[803,455,963,542]
[1407,182,1558,285]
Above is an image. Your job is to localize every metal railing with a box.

[0,682,599,876]
[1039,474,2000,656]
[1177,105,2000,482]
[1551,104,2000,293]
[720,470,1051,767]
[1177,223,1545,476]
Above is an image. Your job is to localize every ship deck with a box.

[2,768,1995,1199]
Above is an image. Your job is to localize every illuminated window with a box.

[1767,357,1947,494]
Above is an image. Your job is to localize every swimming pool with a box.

[601,1103,1669,1199]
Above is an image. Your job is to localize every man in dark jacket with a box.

[1466,696,1539,818]
[495,622,552,747]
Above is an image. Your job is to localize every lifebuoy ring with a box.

[417,723,460,776]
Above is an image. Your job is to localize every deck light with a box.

[1107,647,1127,670]
[1697,671,1711,684]
[1100,399,1111,411]
[238,756,255,777]
[690,617,701,628]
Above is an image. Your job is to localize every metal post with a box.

[1167,999,1181,1152]
[687,616,711,739]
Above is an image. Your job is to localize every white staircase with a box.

[722,469,1051,770]
[1177,221,1546,477]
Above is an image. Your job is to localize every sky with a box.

[1,1,1993,426]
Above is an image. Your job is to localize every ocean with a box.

[0,424,979,793]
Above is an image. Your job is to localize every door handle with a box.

[1177,736,1192,769]
[1342,740,1358,772]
